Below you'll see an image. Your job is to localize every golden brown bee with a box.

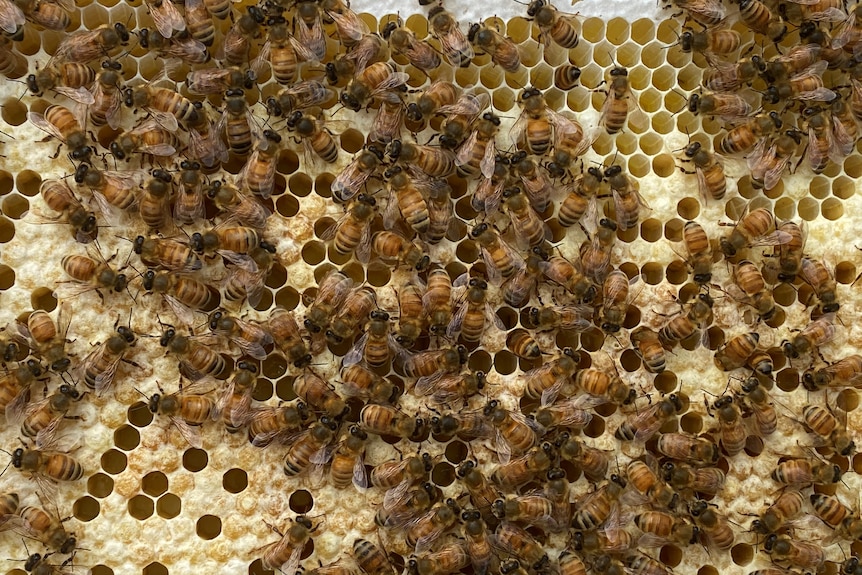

[405,80,459,131]
[659,292,714,348]
[369,92,404,145]
[247,401,309,447]
[558,167,601,227]
[493,441,555,492]
[40,176,99,242]
[283,417,337,477]
[456,111,500,179]
[187,105,229,168]
[371,453,432,491]
[430,410,492,441]
[599,65,639,134]
[59,252,128,300]
[521,347,579,403]
[136,170,173,231]
[75,165,142,219]
[221,6,264,66]
[384,167,429,234]
[217,246,271,307]
[533,397,594,434]
[461,510,493,575]
[304,270,355,335]
[425,181,452,245]
[738,0,786,40]
[751,490,805,535]
[470,224,519,283]
[0,362,41,419]
[219,89,256,157]
[511,153,552,214]
[539,255,596,302]
[448,278,500,343]
[494,520,549,571]
[182,0,214,45]
[420,370,485,408]
[736,377,776,436]
[423,267,454,336]
[331,144,385,204]
[783,313,835,360]
[28,105,92,163]
[503,187,546,248]
[142,270,213,328]
[688,92,753,121]
[291,0,325,61]
[800,257,840,313]
[468,21,521,72]
[803,354,862,390]
[126,85,198,131]
[160,328,225,382]
[411,541,469,575]
[172,160,204,226]
[557,551,587,575]
[702,55,763,93]
[506,329,541,360]
[484,399,538,460]
[575,366,636,406]
[830,95,859,160]
[206,181,269,230]
[403,346,467,392]
[263,18,306,85]
[771,457,841,485]
[88,61,124,130]
[340,61,408,112]
[267,309,312,369]
[656,432,720,466]
[142,0,184,38]
[529,0,579,48]
[679,142,726,203]
[765,220,805,283]
[714,332,759,371]
[0,35,25,77]
[372,231,430,271]
[635,511,698,547]
[387,140,455,179]
[329,424,368,489]
[626,460,678,509]
[190,226,266,259]
[360,404,424,440]
[571,474,627,531]
[719,111,782,156]
[732,260,776,320]
[12,444,83,484]
[266,80,333,120]
[668,0,726,26]
[344,311,398,369]
[286,111,339,164]
[80,325,135,395]
[213,361,256,433]
[719,207,784,257]
[394,283,425,349]
[680,221,713,286]
[802,405,855,456]
[810,493,858,534]
[599,270,632,334]
[322,194,376,260]
[688,501,734,551]
[550,64,582,91]
[353,538,395,575]
[630,327,666,374]
[799,106,832,174]
[17,384,83,445]
[557,434,610,482]
[405,498,460,552]
[52,23,128,64]
[605,166,648,232]
[427,4,473,67]
[325,285,377,345]
[455,460,501,519]
[132,236,200,274]
[762,61,835,105]
[680,24,740,56]
[138,27,208,65]
[260,515,315,573]
[616,394,682,442]
[293,371,347,418]
[492,494,556,532]
[27,62,95,104]
[764,534,825,572]
[439,92,490,150]
[18,504,75,553]
[502,247,546,308]
[145,381,214,449]
[709,395,746,456]
[383,20,441,72]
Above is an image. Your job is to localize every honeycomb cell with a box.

[2,195,27,220]
[289,490,314,513]
[128,495,153,521]
[157,493,182,520]
[88,473,114,498]
[128,402,153,427]
[836,261,857,284]
[774,197,795,220]
[90,566,113,575]
[432,462,455,486]
[142,471,169,497]
[183,448,208,472]
[143,562,168,575]
[776,368,799,392]
[582,17,605,42]
[809,176,830,199]
[660,545,682,567]
[798,197,819,221]
[445,441,468,464]
[114,425,140,450]
[821,198,843,221]
[101,449,127,474]
[0,215,15,243]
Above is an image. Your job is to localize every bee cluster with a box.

[0,0,860,573]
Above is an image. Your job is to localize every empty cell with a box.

[101,449,127,475]
[1,195,27,220]
[431,462,455,486]
[143,562,168,575]
[821,198,843,221]
[183,448,208,472]
[289,490,314,513]
[87,473,114,498]
[142,471,168,497]
[798,197,819,221]
[114,425,140,450]
[128,495,154,521]
[157,493,182,520]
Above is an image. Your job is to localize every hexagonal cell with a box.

[114,424,140,450]
[128,495,154,520]
[100,449,127,475]
[183,448,209,472]
[73,496,100,522]
[143,562,168,575]
[196,515,222,540]
[157,493,182,520]
[142,471,169,497]
[87,473,114,498]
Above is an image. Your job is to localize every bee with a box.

[266,80,333,119]
[765,220,805,283]
[80,325,136,395]
[456,111,500,179]
[656,432,720,466]
[571,474,627,531]
[0,362,42,419]
[304,270,355,335]
[11,443,83,485]
[802,405,855,456]
[142,0,184,38]
[763,61,836,105]
[732,260,776,320]
[331,144,384,203]
[265,309,312,369]
[783,313,835,360]
[448,278,502,343]
[713,332,758,371]
[772,457,841,485]
[141,270,213,328]
[405,80,460,131]
[492,494,557,532]
[15,384,82,447]
[133,236,201,274]
[160,328,225,381]
[461,511,493,575]
[625,553,674,575]
[738,0,786,40]
[709,396,746,456]
[187,105,229,168]
[528,0,579,49]
[661,461,725,496]
[286,111,339,164]
[52,23,128,64]
[599,270,634,334]
[702,55,763,93]
[206,180,269,230]
[262,17,311,85]
[247,401,309,447]
[145,381,214,449]
[575,366,636,405]
[182,0,214,45]
[411,541,470,575]
[137,28,208,65]
[387,140,455,180]
[800,257,840,313]
[751,490,806,535]
[468,21,521,72]
[688,501,734,550]
[221,6,264,66]
[557,434,610,482]
[126,85,198,132]
[493,521,549,571]
[361,404,424,441]
[369,91,404,145]
[469,224,520,284]
[527,304,592,332]
[830,94,859,158]
[605,166,648,232]
[688,92,752,122]
[417,368,484,406]
[0,35,24,77]
[599,65,640,134]
[533,396,595,434]
[430,409,493,441]
[718,111,781,157]
[540,255,596,302]
[424,180,452,245]
[502,247,546,308]
[630,327,666,374]
[260,515,316,573]
[371,453,432,490]
[58,250,128,300]
[88,60,124,130]
[719,207,787,257]
[321,194,376,260]
[353,539,395,575]
[502,187,546,248]
[736,376,777,436]
[405,499,460,552]
[135,170,173,231]
[493,442,555,492]
[38,179,97,245]
[224,243,275,309]
[340,61,409,112]
[325,286,377,345]
[798,106,836,175]
[659,292,714,348]
[283,417,338,477]
[218,89,257,157]
[320,0,369,47]
[439,92,490,150]
[292,371,347,419]
[484,399,538,460]
[506,329,541,360]
[679,24,740,56]
[190,225,265,258]
[558,167,602,227]
[18,504,75,554]
[428,4,473,67]
[810,493,860,535]
[667,0,726,26]
[171,161,204,226]
[424,268,454,336]
[455,460,501,519]
[339,365,396,408]
[292,0,325,61]
[236,130,281,200]
[28,105,92,163]
[627,460,678,509]
[510,154,553,214]
[616,394,682,442]
[521,347,579,403]
[803,354,862,390]
[212,361,256,434]
[75,165,143,222]
[328,424,369,489]
[384,167,429,234]
[344,311,399,369]
[763,534,825,572]
[383,20,441,72]
[372,231,431,271]
[27,61,95,105]
[679,141,725,203]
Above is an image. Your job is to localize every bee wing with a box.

[93,353,122,397]
[28,112,67,142]
[746,136,772,175]
[175,185,205,224]
[412,370,448,397]
[147,0,186,37]
[798,87,837,102]
[353,452,369,490]
[830,114,856,162]
[438,92,488,119]
[332,160,367,203]
[509,108,529,150]
[287,35,321,64]
[342,332,368,367]
[31,473,60,512]
[446,299,470,340]
[4,385,31,423]
[296,16,326,62]
[54,86,95,106]
[413,518,447,554]
[831,11,857,49]
[328,9,369,43]
[370,72,411,100]
[0,0,24,34]
[439,27,474,67]
[382,478,411,511]
[239,149,275,199]
[480,138,497,179]
[762,151,793,192]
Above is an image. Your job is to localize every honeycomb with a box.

[0,0,858,574]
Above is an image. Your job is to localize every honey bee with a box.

[484,399,539,460]
[137,28,209,65]
[59,251,128,300]
[393,283,425,350]
[361,404,424,440]
[325,286,377,346]
[533,396,595,434]
[456,111,500,179]
[125,85,198,132]
[605,166,648,232]
[75,165,143,222]
[713,332,759,371]
[493,520,550,571]
[411,542,470,575]
[428,4,473,67]
[292,371,348,419]
[720,111,782,156]
[656,432,720,466]
[635,510,697,547]
[430,409,493,442]
[419,370,484,408]
[344,311,399,369]
[599,270,633,334]
[688,92,753,122]
[16,384,83,446]
[372,231,431,271]
[763,61,836,105]
[439,92,490,149]
[558,167,601,227]
[630,327,666,374]
[616,394,683,442]
[27,61,94,105]
[493,494,557,532]
[266,80,333,119]
[11,443,83,486]
[375,480,437,528]
[502,247,546,308]
[247,401,309,447]
[187,105,229,168]
[142,0,184,38]
[0,35,25,77]
[688,501,734,550]
[424,180,453,245]
[80,325,136,395]
[328,424,369,489]
[38,179,97,245]
[798,106,836,175]
[659,292,714,348]
[384,167,429,235]
[571,474,627,531]
[461,510,493,575]
[680,23,740,56]
[810,493,862,538]
[558,551,586,575]
[772,457,842,485]
[405,80,460,131]
[495,446,556,496]
[767,220,806,283]
[383,20,441,72]
[260,515,316,573]
[387,141,455,180]
[423,268,454,336]
[454,460,501,518]
[506,329,541,360]
[679,141,726,203]
[286,111,339,164]
[540,254,596,302]
[353,538,395,575]
[160,328,225,381]
[235,129,280,199]
[802,405,855,456]
[830,95,859,160]
[521,347,579,403]
[748,130,811,190]
[737,376,776,435]
[527,304,592,333]
[144,380,214,448]
[782,313,835,359]
[18,504,75,554]
[719,207,787,257]
[304,270,354,335]
[599,65,640,134]
[666,0,726,26]
[557,434,610,482]
[284,417,338,477]
[221,6,264,66]
[503,187,547,248]
[261,17,311,85]
[341,61,409,112]
[405,499,460,552]
[190,225,265,259]
[142,270,213,328]
[709,395,746,456]
[0,362,42,420]
[751,490,805,534]
[575,366,636,406]
[528,0,579,48]
[469,224,519,283]
[217,89,257,157]
[732,260,776,320]
[87,60,124,130]
[265,309,312,369]
[369,92,404,145]
[661,461,725,495]
[448,278,503,343]
[372,453,432,491]
[136,170,174,231]
[803,354,862,390]
[182,0,214,45]
[211,361,256,434]
[800,257,840,313]
[702,55,763,93]
[331,144,385,203]
[171,161,204,226]
[291,0,325,61]
[763,534,825,572]
[28,105,92,163]
[322,194,376,261]
[468,21,521,72]
[206,180,270,230]
[738,0,786,40]
[52,23,128,64]
[132,236,201,274]
[511,154,552,214]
